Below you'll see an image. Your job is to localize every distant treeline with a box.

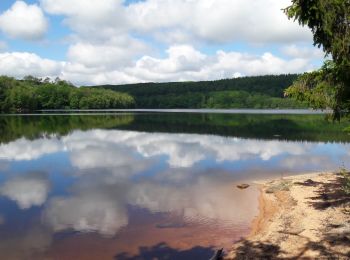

[94,74,307,109]
[0,74,306,112]
[0,76,135,112]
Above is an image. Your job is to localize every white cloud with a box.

[0,46,317,85]
[0,52,63,79]
[41,0,311,45]
[127,0,312,44]
[40,0,127,40]
[0,0,323,84]
[67,36,147,69]
[119,46,314,84]
[0,46,311,85]
[281,44,325,59]
[61,45,318,85]
[0,1,48,40]
[0,172,50,209]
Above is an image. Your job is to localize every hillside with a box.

[93,74,306,109]
[0,76,135,112]
[0,74,306,112]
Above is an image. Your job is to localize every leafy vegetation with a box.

[0,74,308,111]
[95,74,307,109]
[284,1,350,115]
[0,76,136,113]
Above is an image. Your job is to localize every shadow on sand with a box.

[232,240,285,259]
[231,174,350,259]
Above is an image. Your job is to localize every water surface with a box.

[0,112,349,259]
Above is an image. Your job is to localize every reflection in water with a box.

[0,172,50,210]
[0,113,349,259]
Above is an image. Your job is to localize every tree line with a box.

[0,76,135,112]
[94,74,306,109]
[0,74,306,112]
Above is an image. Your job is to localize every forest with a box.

[0,74,307,112]
[95,74,306,109]
[0,76,135,112]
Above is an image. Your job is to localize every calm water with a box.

[0,111,349,260]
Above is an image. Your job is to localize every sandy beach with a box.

[228,172,350,259]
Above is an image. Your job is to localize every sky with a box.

[0,0,325,86]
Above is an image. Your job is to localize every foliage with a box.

[96,74,306,109]
[265,180,293,194]
[206,91,305,109]
[0,75,304,111]
[284,0,350,113]
[285,61,340,109]
[285,0,350,65]
[0,76,135,112]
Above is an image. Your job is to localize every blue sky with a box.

[0,0,324,85]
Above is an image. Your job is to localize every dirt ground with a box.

[227,172,350,259]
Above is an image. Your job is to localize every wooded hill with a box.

[0,74,306,112]
[0,76,135,112]
[93,74,306,109]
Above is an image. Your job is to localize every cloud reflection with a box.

[0,130,348,171]
[44,191,128,236]
[0,137,63,161]
[42,171,258,236]
[0,129,349,236]
[0,172,50,209]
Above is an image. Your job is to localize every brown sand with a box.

[228,172,350,259]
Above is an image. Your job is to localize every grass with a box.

[265,180,293,194]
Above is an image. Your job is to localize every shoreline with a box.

[228,172,350,259]
[3,108,330,116]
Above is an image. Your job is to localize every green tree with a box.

[284,0,350,117]
[0,76,136,113]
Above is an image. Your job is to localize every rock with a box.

[237,184,250,189]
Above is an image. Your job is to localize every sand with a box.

[227,172,350,259]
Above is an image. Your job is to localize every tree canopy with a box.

[0,74,306,112]
[0,76,135,113]
[284,0,350,115]
[96,74,305,109]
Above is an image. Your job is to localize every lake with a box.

[0,111,349,259]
